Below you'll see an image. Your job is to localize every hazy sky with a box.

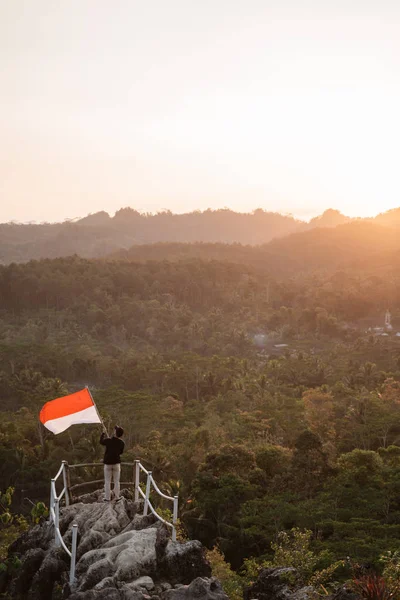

[1,0,400,223]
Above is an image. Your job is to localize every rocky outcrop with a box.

[244,567,315,600]
[330,586,359,600]
[163,577,228,600]
[5,490,219,600]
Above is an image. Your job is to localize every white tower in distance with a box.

[385,309,393,331]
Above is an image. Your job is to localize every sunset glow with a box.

[1,1,400,222]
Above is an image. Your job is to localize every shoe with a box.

[115,497,123,502]
[103,498,110,502]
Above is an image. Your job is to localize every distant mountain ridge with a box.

[1,206,399,265]
[110,221,400,277]
[305,208,352,229]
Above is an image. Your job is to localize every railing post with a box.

[66,461,73,504]
[49,479,55,522]
[69,523,78,586]
[172,495,179,542]
[134,460,140,502]
[143,471,152,516]
[62,461,70,507]
[54,498,60,546]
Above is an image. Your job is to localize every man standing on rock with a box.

[100,425,125,501]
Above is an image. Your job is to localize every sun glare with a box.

[1,2,400,221]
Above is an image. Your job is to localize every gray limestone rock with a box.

[77,529,111,556]
[93,576,118,590]
[3,490,222,600]
[244,567,317,600]
[97,591,122,600]
[129,513,157,531]
[61,498,133,542]
[8,520,54,555]
[158,539,211,585]
[119,586,147,600]
[161,577,228,600]
[291,586,316,600]
[29,550,68,600]
[12,547,46,596]
[105,528,157,580]
[74,526,158,594]
[125,576,155,591]
[70,488,135,505]
[161,582,172,591]
[330,586,360,600]
[79,557,115,591]
[70,589,122,600]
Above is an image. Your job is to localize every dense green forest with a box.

[2,205,400,264]
[2,240,400,580]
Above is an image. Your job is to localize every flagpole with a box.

[86,386,108,435]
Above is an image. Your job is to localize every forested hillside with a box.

[113,221,400,275]
[3,206,400,271]
[2,251,400,579]
[3,206,400,265]
[0,208,302,264]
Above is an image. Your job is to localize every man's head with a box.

[114,425,124,438]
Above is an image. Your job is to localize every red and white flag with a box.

[39,388,101,434]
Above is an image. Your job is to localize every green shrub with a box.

[206,547,243,600]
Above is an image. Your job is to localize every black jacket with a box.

[100,432,125,465]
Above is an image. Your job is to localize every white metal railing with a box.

[68,460,179,540]
[49,461,78,585]
[48,458,179,586]
[134,460,179,541]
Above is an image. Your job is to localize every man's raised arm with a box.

[100,431,109,445]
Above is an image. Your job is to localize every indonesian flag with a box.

[39,388,101,434]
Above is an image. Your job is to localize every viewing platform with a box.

[49,460,179,585]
